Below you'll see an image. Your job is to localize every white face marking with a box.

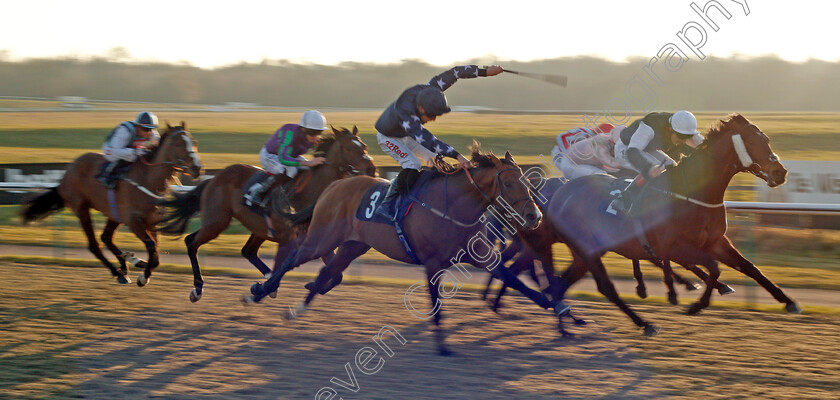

[182,135,202,167]
[731,134,752,168]
[353,139,364,149]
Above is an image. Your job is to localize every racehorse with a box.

[156,126,376,302]
[480,177,733,314]
[245,145,563,355]
[545,113,796,335]
[21,123,202,285]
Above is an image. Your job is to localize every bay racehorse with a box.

[156,126,376,302]
[21,123,202,285]
[545,113,796,335]
[246,145,566,355]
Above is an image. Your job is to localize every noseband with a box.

[730,123,779,181]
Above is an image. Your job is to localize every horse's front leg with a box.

[289,242,370,320]
[100,219,129,275]
[709,235,801,313]
[126,218,159,287]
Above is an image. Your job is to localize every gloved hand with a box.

[135,147,150,157]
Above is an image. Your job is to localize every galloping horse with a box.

[21,123,202,285]
[156,126,376,302]
[546,113,796,335]
[246,145,562,355]
[480,177,734,313]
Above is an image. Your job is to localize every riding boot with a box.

[98,160,123,189]
[401,168,421,197]
[383,169,409,202]
[246,175,276,207]
[611,176,644,215]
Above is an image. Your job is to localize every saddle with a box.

[242,172,295,217]
[96,161,132,189]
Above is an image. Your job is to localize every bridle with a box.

[730,122,780,182]
[140,129,201,176]
[328,137,374,176]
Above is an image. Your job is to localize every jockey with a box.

[557,125,624,180]
[375,64,504,201]
[245,110,328,206]
[98,111,160,189]
[611,110,705,213]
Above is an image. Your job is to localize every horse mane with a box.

[703,113,749,144]
[312,132,337,156]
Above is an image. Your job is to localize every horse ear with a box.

[166,121,173,130]
[331,125,338,135]
[504,151,516,164]
[352,125,358,136]
[181,121,187,130]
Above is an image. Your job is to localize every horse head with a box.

[469,142,542,230]
[321,125,376,177]
[711,114,787,187]
[157,122,203,178]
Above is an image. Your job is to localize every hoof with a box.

[686,303,704,315]
[718,284,735,295]
[667,292,679,306]
[786,302,803,314]
[437,346,454,356]
[268,289,278,299]
[284,303,306,321]
[136,273,149,287]
[241,294,258,305]
[643,325,661,337]
[250,282,261,296]
[553,301,571,316]
[688,282,702,291]
[636,287,648,299]
[115,275,131,285]
[189,288,202,303]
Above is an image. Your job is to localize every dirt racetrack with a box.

[2,261,839,400]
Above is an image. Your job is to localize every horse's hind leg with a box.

[75,206,129,284]
[184,213,232,301]
[658,260,679,305]
[100,219,128,275]
[632,259,647,298]
[587,254,660,336]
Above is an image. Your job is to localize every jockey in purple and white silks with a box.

[375,64,504,200]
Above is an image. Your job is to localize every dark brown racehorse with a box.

[21,123,202,285]
[545,113,796,335]
[480,177,732,314]
[156,126,376,302]
[246,145,559,355]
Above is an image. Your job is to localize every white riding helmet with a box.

[669,110,700,136]
[299,110,328,131]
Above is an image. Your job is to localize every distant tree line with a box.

[0,55,838,112]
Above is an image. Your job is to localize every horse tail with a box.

[277,201,316,226]
[156,179,210,235]
[20,187,65,224]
